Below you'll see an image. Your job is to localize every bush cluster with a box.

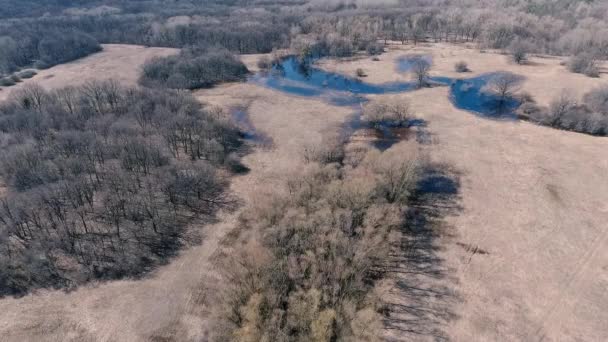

[140,48,249,89]
[527,87,608,136]
[213,143,422,341]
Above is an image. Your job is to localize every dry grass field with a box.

[0,44,177,102]
[0,43,607,341]
[319,43,608,341]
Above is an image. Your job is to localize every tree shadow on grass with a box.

[383,164,463,341]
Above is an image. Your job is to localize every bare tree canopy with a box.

[483,72,523,104]
[411,58,432,88]
[0,81,242,295]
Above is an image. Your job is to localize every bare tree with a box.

[548,91,576,126]
[508,39,530,65]
[411,58,432,88]
[568,53,599,78]
[583,85,608,115]
[363,99,412,127]
[10,83,48,112]
[483,72,523,105]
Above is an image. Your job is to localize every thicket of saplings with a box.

[140,47,249,89]
[0,81,242,296]
[213,139,422,341]
[524,86,608,136]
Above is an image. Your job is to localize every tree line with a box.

[0,81,242,296]
[3,0,607,79]
[0,27,100,76]
[140,47,249,89]
[522,85,608,136]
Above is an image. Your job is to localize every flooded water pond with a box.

[249,56,423,106]
[250,56,521,118]
[243,55,522,149]
[449,73,521,119]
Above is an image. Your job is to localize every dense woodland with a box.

[140,47,249,89]
[2,0,608,77]
[0,82,241,295]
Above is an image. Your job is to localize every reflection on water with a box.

[249,56,521,118]
[244,55,522,149]
[449,73,521,119]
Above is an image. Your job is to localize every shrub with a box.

[454,61,469,72]
[583,85,608,115]
[356,68,367,77]
[0,77,15,86]
[411,58,432,88]
[531,88,608,136]
[508,39,532,65]
[365,41,384,56]
[17,70,37,79]
[568,53,599,78]
[9,74,21,82]
[363,99,412,127]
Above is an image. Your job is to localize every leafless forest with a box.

[0,1,607,341]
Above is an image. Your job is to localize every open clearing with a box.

[0,44,177,102]
[0,43,607,341]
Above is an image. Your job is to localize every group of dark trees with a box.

[0,81,242,295]
[0,27,100,76]
[3,0,608,79]
[214,142,422,341]
[140,47,249,89]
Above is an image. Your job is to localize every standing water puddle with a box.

[245,55,522,149]
[449,73,521,119]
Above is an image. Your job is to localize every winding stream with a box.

[239,55,522,149]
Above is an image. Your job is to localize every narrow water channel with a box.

[243,55,522,149]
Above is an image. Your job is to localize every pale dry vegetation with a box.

[410,57,432,88]
[0,0,607,341]
[212,144,422,341]
[362,98,412,128]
